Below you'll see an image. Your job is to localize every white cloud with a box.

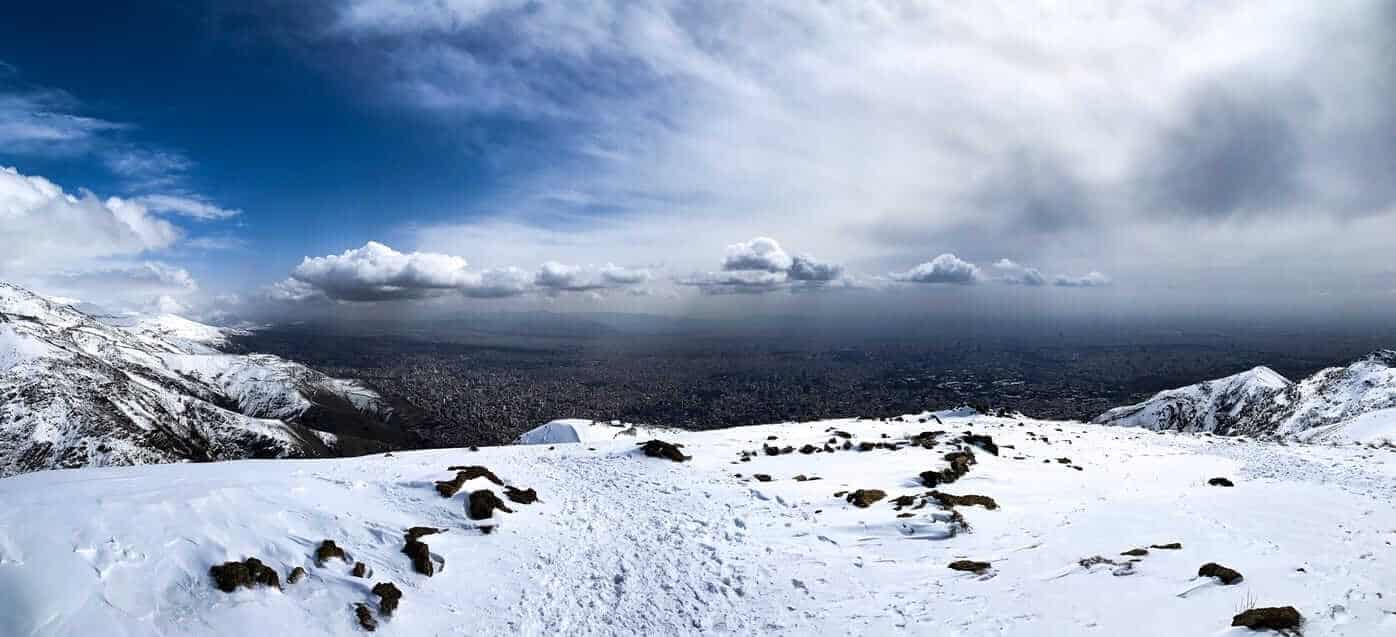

[722,237,793,273]
[892,254,981,285]
[0,166,181,270]
[1053,272,1112,288]
[286,241,650,302]
[534,261,652,292]
[133,194,241,220]
[319,0,1396,312]
[683,236,849,294]
[992,259,1046,286]
[291,241,489,301]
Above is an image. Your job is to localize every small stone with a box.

[287,566,307,584]
[947,560,991,573]
[1150,542,1183,550]
[1120,548,1149,557]
[1207,477,1235,487]
[753,474,773,482]
[352,562,368,578]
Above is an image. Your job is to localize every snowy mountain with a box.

[2,411,1390,635]
[1094,351,1396,443]
[0,282,411,477]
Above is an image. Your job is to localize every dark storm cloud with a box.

[1145,83,1311,219]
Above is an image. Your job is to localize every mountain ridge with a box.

[0,282,414,477]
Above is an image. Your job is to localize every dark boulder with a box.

[845,489,887,508]
[210,557,281,592]
[640,439,690,462]
[504,486,539,505]
[468,489,514,520]
[352,562,368,578]
[929,491,999,510]
[962,434,999,456]
[1198,562,1243,585]
[402,539,434,576]
[947,560,991,573]
[355,603,377,631]
[1150,542,1183,550]
[372,582,403,616]
[315,540,347,566]
[1207,477,1235,487]
[753,474,773,482]
[287,566,307,584]
[1232,606,1302,631]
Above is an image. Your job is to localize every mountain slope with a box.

[0,282,408,477]
[2,412,1393,635]
[1094,351,1396,441]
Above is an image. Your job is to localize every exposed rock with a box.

[753,474,773,482]
[962,433,999,456]
[845,489,888,508]
[504,486,539,505]
[1199,562,1243,584]
[315,540,347,566]
[1120,548,1149,557]
[210,557,281,592]
[1150,542,1183,550]
[640,439,689,462]
[947,560,991,573]
[1078,555,1120,570]
[372,582,403,616]
[763,445,781,456]
[468,489,514,520]
[436,466,505,497]
[355,603,377,631]
[1208,477,1235,487]
[287,566,307,584]
[402,539,434,576]
[793,474,820,482]
[1232,606,1302,631]
[857,442,877,452]
[909,431,945,447]
[352,562,368,578]
[832,430,852,439]
[1056,457,1072,464]
[799,444,819,454]
[929,491,999,510]
[404,527,445,542]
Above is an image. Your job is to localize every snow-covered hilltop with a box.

[1094,351,1396,444]
[0,282,409,477]
[2,411,1391,635]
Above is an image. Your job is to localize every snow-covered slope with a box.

[0,282,404,477]
[1093,366,1291,436]
[1095,351,1396,441]
[2,412,1393,636]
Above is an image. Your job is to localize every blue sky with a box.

[3,1,1396,322]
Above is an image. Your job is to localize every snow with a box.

[1295,407,1396,446]
[514,419,642,444]
[4,413,1395,635]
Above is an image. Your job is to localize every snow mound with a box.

[514,419,641,444]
